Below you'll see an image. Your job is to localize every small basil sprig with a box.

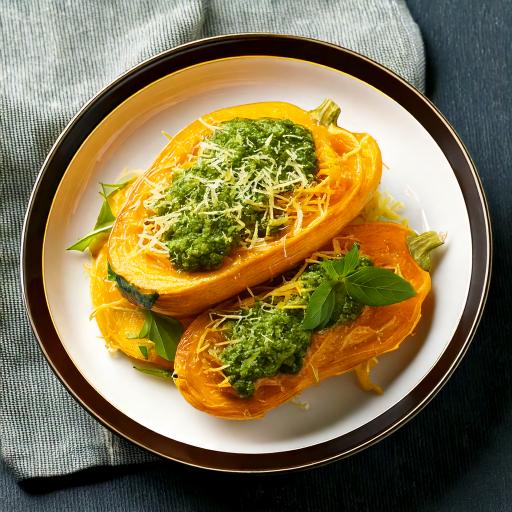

[344,267,416,306]
[302,281,337,331]
[128,310,182,362]
[67,177,135,252]
[302,244,415,330]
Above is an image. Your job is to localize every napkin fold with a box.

[0,0,425,480]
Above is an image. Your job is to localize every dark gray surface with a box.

[2,0,511,509]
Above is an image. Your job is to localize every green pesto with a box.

[220,303,311,398]
[220,255,373,398]
[155,118,317,271]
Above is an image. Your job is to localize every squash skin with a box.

[108,102,382,316]
[90,245,172,367]
[173,222,432,420]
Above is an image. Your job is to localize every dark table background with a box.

[2,1,510,510]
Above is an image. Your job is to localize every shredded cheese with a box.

[354,358,383,394]
[137,120,363,256]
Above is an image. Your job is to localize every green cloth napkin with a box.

[0,0,425,480]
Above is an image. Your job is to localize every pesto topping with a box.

[153,118,317,271]
[219,303,311,398]
[219,252,374,398]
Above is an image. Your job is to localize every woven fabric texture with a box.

[0,0,424,480]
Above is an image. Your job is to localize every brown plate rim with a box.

[20,34,492,473]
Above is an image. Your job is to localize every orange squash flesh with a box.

[90,245,172,367]
[108,102,382,316]
[174,222,431,420]
[89,184,177,367]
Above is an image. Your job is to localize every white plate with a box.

[23,36,491,471]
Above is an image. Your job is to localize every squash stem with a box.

[309,99,341,127]
[407,231,446,272]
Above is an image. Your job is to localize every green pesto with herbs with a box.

[219,303,311,398]
[219,250,377,398]
[154,118,318,271]
[297,256,374,328]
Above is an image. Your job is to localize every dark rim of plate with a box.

[20,34,492,473]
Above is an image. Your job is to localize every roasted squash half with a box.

[174,222,434,420]
[108,101,382,316]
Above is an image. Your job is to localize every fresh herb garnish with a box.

[302,281,336,331]
[302,244,415,330]
[66,225,114,252]
[133,366,174,379]
[138,345,149,359]
[344,267,416,307]
[128,310,182,362]
[67,176,135,252]
[335,243,361,276]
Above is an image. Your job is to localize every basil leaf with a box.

[302,281,336,330]
[130,310,182,362]
[133,366,174,379]
[67,177,135,252]
[66,224,112,251]
[344,267,416,306]
[330,243,360,278]
[137,315,151,339]
[341,243,360,276]
[138,345,149,359]
[321,260,340,281]
[317,287,336,329]
[146,311,179,361]
[95,196,115,227]
[100,175,137,196]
